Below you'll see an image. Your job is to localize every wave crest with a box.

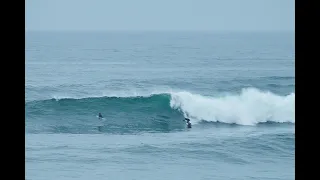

[170,88,294,125]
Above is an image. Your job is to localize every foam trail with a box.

[170,88,294,125]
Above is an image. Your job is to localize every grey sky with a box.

[26,0,294,31]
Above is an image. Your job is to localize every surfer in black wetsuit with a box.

[184,118,192,128]
[98,113,104,132]
[98,113,103,119]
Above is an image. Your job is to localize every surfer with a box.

[97,113,104,132]
[183,118,192,128]
[98,113,103,119]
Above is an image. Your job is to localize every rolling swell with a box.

[26,94,184,134]
[26,88,295,134]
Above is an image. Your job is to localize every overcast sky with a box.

[25,0,294,32]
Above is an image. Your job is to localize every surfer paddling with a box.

[97,113,104,132]
[98,113,103,119]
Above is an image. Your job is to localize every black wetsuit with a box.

[98,113,103,119]
[184,118,192,128]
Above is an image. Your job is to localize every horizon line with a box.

[25,29,295,33]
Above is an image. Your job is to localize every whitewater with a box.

[170,88,294,125]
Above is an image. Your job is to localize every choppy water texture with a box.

[26,32,295,180]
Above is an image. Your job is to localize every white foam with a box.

[170,88,295,125]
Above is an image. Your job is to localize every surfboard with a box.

[96,115,106,121]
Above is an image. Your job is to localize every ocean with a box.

[25,31,295,180]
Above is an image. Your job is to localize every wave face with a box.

[25,88,294,134]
